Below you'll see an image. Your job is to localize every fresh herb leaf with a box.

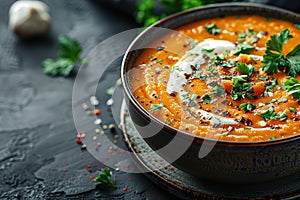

[290,107,297,112]
[294,24,300,29]
[279,97,288,103]
[269,136,276,140]
[202,94,212,104]
[43,58,74,77]
[42,35,87,77]
[237,63,255,77]
[148,103,165,113]
[258,76,268,81]
[181,93,190,100]
[58,35,83,62]
[262,29,300,77]
[166,119,171,125]
[239,102,256,112]
[234,44,255,55]
[264,17,273,21]
[94,168,115,187]
[187,39,198,49]
[257,107,279,121]
[205,23,221,35]
[191,94,198,101]
[279,111,288,121]
[202,48,215,53]
[231,77,253,100]
[106,87,115,96]
[284,77,300,100]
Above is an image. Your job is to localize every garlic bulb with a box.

[9,1,51,38]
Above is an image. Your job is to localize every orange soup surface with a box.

[129,15,300,142]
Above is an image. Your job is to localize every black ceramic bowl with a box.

[121,3,300,184]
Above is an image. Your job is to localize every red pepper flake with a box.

[77,132,85,138]
[129,188,133,192]
[93,109,101,115]
[76,138,82,144]
[123,187,127,192]
[169,166,174,171]
[108,149,113,153]
[95,163,99,167]
[91,179,95,183]
[63,168,67,173]
[87,163,92,169]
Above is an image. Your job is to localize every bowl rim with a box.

[121,2,300,147]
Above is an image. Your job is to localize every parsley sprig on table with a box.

[43,35,87,77]
[262,29,300,77]
[94,168,116,187]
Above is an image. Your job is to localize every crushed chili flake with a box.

[76,138,83,144]
[93,109,101,115]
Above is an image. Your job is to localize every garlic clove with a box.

[9,1,51,38]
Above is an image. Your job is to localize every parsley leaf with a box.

[234,44,255,55]
[148,103,165,113]
[231,77,253,100]
[239,102,256,112]
[237,63,255,77]
[202,94,212,104]
[284,77,300,100]
[94,168,115,187]
[279,111,288,121]
[205,23,221,35]
[290,107,297,112]
[43,58,74,77]
[42,35,87,77]
[202,48,215,53]
[262,29,300,77]
[257,107,279,121]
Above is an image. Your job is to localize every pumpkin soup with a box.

[129,15,300,142]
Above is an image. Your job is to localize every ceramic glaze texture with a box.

[122,3,300,183]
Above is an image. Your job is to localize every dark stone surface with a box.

[0,0,179,199]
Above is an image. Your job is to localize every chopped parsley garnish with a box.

[237,63,255,77]
[154,59,163,63]
[258,76,268,81]
[231,77,253,100]
[166,120,171,125]
[190,94,198,101]
[264,17,273,21]
[290,107,297,112]
[279,97,288,103]
[205,23,221,35]
[187,38,198,49]
[239,102,256,112]
[94,168,115,187]
[262,29,300,77]
[234,44,255,55]
[244,127,252,130]
[284,77,300,100]
[257,107,279,121]
[202,48,215,53]
[148,103,165,113]
[170,66,182,72]
[181,93,190,100]
[43,35,87,76]
[202,94,212,104]
[106,87,115,95]
[294,24,300,29]
[269,136,276,140]
[279,111,288,121]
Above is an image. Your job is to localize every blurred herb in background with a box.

[136,0,239,27]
